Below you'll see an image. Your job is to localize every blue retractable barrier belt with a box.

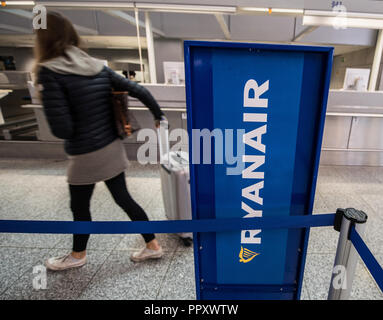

[349,225,383,292]
[0,213,335,234]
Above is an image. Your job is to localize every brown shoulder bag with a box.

[111,91,141,139]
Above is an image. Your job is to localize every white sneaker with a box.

[130,246,164,262]
[45,253,86,271]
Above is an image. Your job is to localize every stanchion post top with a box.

[334,208,368,232]
[344,208,368,224]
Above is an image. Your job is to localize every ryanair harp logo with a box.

[239,246,259,263]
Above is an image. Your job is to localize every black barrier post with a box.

[328,208,368,300]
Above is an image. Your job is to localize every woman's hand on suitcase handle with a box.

[124,124,132,136]
[155,115,169,129]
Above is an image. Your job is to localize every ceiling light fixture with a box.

[35,2,235,14]
[305,9,383,20]
[239,7,303,15]
[37,1,134,9]
[135,3,236,14]
[239,7,269,13]
[303,15,383,29]
[1,1,35,6]
[271,8,304,14]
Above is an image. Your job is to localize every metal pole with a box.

[328,208,368,300]
[145,11,157,84]
[134,7,145,83]
[368,29,383,91]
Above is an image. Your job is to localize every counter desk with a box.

[11,87,383,166]
[20,84,188,159]
[0,90,12,125]
[322,90,383,165]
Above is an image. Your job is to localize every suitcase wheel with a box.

[181,237,193,247]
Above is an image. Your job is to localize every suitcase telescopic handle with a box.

[157,117,170,166]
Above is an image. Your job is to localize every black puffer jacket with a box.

[38,66,164,155]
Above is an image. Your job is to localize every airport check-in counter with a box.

[321,90,383,166]
[14,85,383,166]
[126,84,188,155]
[23,84,188,158]
[0,90,11,125]
[0,71,37,140]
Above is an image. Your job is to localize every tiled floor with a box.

[0,159,382,300]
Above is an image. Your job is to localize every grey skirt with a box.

[67,138,129,185]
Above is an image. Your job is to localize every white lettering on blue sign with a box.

[241,79,269,246]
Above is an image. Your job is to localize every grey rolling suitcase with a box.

[158,120,193,246]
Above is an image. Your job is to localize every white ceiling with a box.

[0,1,379,55]
[17,0,383,14]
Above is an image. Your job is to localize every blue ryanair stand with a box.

[184,41,333,300]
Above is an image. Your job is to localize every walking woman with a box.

[35,12,164,271]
